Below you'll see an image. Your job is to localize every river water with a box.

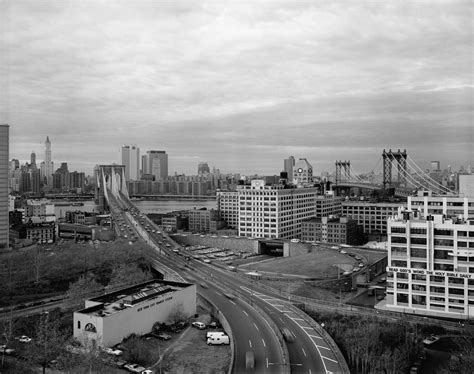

[54,199,217,217]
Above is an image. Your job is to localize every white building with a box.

[315,192,343,218]
[382,207,474,320]
[142,150,168,180]
[74,280,196,347]
[237,180,318,239]
[408,190,474,218]
[121,145,140,181]
[25,199,56,222]
[293,158,313,186]
[458,174,474,197]
[217,190,239,229]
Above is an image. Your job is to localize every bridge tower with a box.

[382,149,407,189]
[94,164,129,213]
[335,161,351,185]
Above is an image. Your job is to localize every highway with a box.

[106,191,347,373]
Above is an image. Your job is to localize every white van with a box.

[207,335,230,345]
[206,331,225,340]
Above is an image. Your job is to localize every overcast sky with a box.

[1,0,472,176]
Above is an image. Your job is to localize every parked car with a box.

[124,363,146,373]
[192,322,206,330]
[207,335,230,345]
[208,321,219,329]
[156,333,171,341]
[423,335,440,345]
[340,250,347,254]
[17,335,32,343]
[103,347,123,356]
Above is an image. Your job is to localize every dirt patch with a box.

[149,307,231,374]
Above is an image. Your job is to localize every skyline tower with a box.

[40,136,54,186]
[142,150,168,180]
[0,125,9,250]
[284,156,295,183]
[121,144,140,181]
[30,151,36,167]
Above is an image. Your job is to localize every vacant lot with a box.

[150,311,231,374]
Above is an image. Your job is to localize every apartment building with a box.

[382,208,474,320]
[238,180,318,239]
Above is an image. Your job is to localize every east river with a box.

[54,199,217,217]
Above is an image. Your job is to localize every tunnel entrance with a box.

[258,240,284,256]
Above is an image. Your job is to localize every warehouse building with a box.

[74,280,196,347]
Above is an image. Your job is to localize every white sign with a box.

[387,266,472,279]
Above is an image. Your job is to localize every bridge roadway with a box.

[108,192,346,373]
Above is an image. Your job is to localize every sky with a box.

[0,0,472,176]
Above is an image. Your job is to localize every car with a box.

[3,348,15,355]
[156,333,171,340]
[423,335,440,345]
[377,277,387,283]
[355,255,362,260]
[141,370,154,374]
[103,347,123,356]
[192,322,206,330]
[281,327,294,342]
[358,263,364,268]
[340,250,347,254]
[124,363,146,373]
[17,335,32,343]
[208,321,219,329]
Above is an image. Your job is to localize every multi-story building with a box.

[408,190,474,218]
[40,136,54,187]
[188,208,222,233]
[383,207,474,320]
[121,145,140,181]
[74,280,196,347]
[142,150,168,180]
[293,158,313,186]
[342,201,405,238]
[0,125,8,250]
[315,192,343,218]
[24,222,55,244]
[458,175,474,197]
[238,180,318,239]
[301,216,363,245]
[25,200,56,222]
[216,190,239,229]
[284,156,295,183]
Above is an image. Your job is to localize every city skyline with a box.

[1,1,472,175]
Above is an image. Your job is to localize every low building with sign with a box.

[380,206,474,320]
[73,280,196,347]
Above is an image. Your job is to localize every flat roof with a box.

[77,279,193,318]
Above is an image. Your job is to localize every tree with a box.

[107,262,152,291]
[25,312,66,374]
[66,273,103,309]
[168,303,188,325]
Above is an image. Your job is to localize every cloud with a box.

[1,0,472,175]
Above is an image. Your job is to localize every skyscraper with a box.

[30,151,36,167]
[284,156,295,183]
[142,150,168,180]
[0,125,9,250]
[121,145,140,181]
[198,162,210,175]
[40,136,54,186]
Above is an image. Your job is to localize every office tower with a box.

[383,206,474,320]
[293,158,313,185]
[121,145,140,181]
[40,136,54,186]
[10,159,19,172]
[0,125,9,249]
[284,156,295,183]
[142,150,168,181]
[237,180,319,239]
[30,151,36,167]
[53,163,70,190]
[217,190,239,229]
[198,162,210,176]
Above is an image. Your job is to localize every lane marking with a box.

[249,339,252,348]
[262,338,266,347]
[302,348,307,357]
[266,357,269,368]
[243,310,249,317]
[292,317,305,321]
[228,300,236,305]
[316,345,331,351]
[321,356,338,363]
[253,323,259,331]
[309,335,324,339]
[263,318,272,329]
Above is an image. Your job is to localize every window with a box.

[78,321,81,329]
